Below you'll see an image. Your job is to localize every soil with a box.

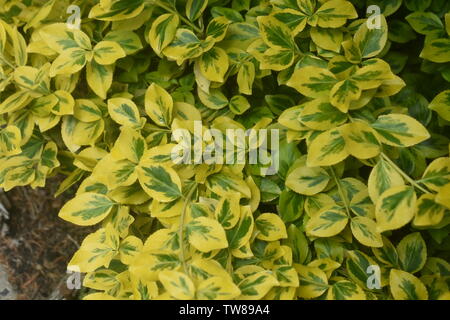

[0,178,93,300]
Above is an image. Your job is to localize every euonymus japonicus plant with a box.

[0,0,449,300]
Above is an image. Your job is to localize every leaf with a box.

[371,114,430,147]
[112,127,147,163]
[285,166,330,196]
[0,125,21,156]
[186,0,208,21]
[137,163,182,202]
[326,280,366,300]
[389,269,428,300]
[159,271,195,300]
[429,90,450,122]
[197,276,241,300]
[420,38,450,63]
[368,158,404,203]
[330,79,362,112]
[372,236,399,268]
[119,236,143,265]
[274,265,299,287]
[206,172,251,198]
[107,157,138,189]
[413,194,447,227]
[257,15,295,50]
[237,271,279,300]
[0,91,31,115]
[50,48,87,77]
[215,194,241,229]
[350,216,383,248]
[315,0,358,28]
[341,121,381,160]
[306,206,349,237]
[186,216,228,252]
[419,157,450,192]
[148,13,179,57]
[310,27,343,52]
[206,16,231,42]
[108,98,142,128]
[255,213,287,241]
[397,233,427,274]
[354,14,388,59]
[279,190,305,223]
[163,29,203,65]
[226,206,254,250]
[59,192,115,226]
[295,264,329,299]
[11,27,28,66]
[406,12,444,35]
[145,83,173,127]
[229,95,250,115]
[74,99,102,122]
[52,90,75,116]
[299,99,347,131]
[93,41,126,65]
[286,66,338,98]
[199,47,229,83]
[68,227,118,273]
[197,88,229,110]
[86,60,114,99]
[307,128,348,167]
[346,250,379,288]
[237,61,255,95]
[103,30,143,55]
[375,185,416,233]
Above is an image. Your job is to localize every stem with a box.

[329,166,351,217]
[152,0,203,33]
[381,153,431,194]
[178,183,198,274]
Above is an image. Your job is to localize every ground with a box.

[0,179,92,300]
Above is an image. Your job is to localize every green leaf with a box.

[406,12,444,35]
[397,233,427,274]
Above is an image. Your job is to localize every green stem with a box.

[152,0,203,33]
[381,153,431,194]
[329,166,352,217]
[178,183,198,274]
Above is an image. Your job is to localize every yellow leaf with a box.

[148,13,179,57]
[375,185,416,233]
[255,213,288,241]
[197,276,241,300]
[389,269,428,300]
[286,165,330,196]
[145,83,173,127]
[187,216,228,252]
[59,192,115,226]
[306,206,349,237]
[93,40,126,65]
[159,271,195,300]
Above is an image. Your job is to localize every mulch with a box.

[0,178,93,300]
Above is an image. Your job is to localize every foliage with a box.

[0,0,450,300]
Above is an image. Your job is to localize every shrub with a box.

[0,0,449,300]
